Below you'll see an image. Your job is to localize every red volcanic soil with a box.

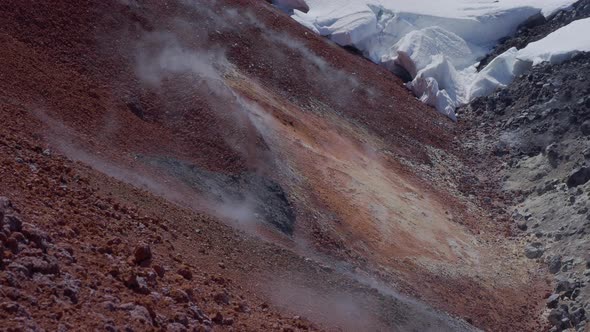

[0,0,550,331]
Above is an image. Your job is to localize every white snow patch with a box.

[469,18,590,101]
[276,0,580,120]
[518,17,590,64]
[467,48,530,100]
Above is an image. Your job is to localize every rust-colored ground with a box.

[0,0,550,331]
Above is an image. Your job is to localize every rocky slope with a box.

[458,1,590,330]
[0,0,574,331]
[461,49,590,332]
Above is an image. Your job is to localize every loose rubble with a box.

[461,51,590,331]
[0,196,216,330]
[0,124,319,330]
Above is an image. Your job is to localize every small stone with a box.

[63,280,79,304]
[188,303,208,322]
[516,219,528,231]
[213,292,230,305]
[547,294,560,308]
[4,215,22,233]
[129,305,153,326]
[125,274,150,294]
[166,323,186,332]
[22,223,50,251]
[170,289,189,303]
[548,308,567,326]
[235,301,250,313]
[524,242,544,259]
[561,316,571,327]
[556,278,573,293]
[571,307,586,325]
[173,314,189,327]
[546,143,560,167]
[102,301,117,312]
[212,312,224,325]
[6,262,29,276]
[581,120,590,136]
[152,265,165,278]
[0,302,20,314]
[133,244,152,265]
[177,267,192,280]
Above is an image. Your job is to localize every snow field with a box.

[274,0,585,120]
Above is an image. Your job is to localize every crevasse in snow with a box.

[275,0,582,120]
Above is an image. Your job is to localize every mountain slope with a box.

[0,0,552,331]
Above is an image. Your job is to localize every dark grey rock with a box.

[567,167,590,188]
[571,307,586,325]
[524,242,544,259]
[548,308,568,327]
[556,278,576,294]
[3,215,22,233]
[549,255,562,274]
[547,293,560,308]
[546,143,560,167]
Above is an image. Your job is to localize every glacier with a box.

[273,0,583,120]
